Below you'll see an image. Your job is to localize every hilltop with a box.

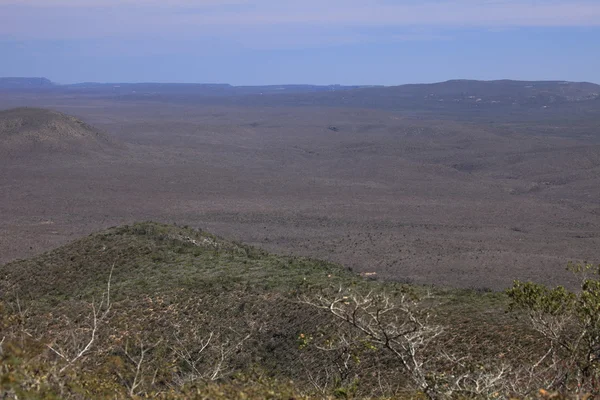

[0,107,120,159]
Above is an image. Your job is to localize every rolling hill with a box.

[0,107,120,159]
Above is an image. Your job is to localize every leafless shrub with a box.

[302,286,518,399]
[171,326,252,386]
[45,262,114,372]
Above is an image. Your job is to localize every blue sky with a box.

[0,0,599,85]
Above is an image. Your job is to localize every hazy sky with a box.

[0,0,598,85]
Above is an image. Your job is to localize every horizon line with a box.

[1,77,599,87]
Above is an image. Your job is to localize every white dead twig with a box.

[113,337,163,397]
[302,288,443,399]
[172,331,215,381]
[210,333,251,381]
[46,263,115,372]
[172,329,251,384]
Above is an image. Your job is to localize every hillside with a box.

[0,107,119,159]
[0,222,557,399]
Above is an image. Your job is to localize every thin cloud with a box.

[188,0,600,27]
[1,0,599,43]
[0,0,246,5]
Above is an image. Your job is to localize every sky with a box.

[0,0,599,85]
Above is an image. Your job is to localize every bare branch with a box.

[302,289,443,398]
[45,263,116,372]
[129,341,145,397]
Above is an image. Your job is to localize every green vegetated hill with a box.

[0,222,597,399]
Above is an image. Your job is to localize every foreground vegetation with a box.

[0,222,597,398]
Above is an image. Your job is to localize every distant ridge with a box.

[0,107,119,159]
[235,79,600,115]
[377,79,600,101]
[1,78,599,117]
[1,77,598,101]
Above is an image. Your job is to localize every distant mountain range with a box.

[2,77,599,119]
[0,77,374,95]
[267,79,600,116]
[2,77,598,100]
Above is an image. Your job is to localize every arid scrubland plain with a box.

[1,79,599,290]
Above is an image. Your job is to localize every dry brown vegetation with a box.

[0,91,599,289]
